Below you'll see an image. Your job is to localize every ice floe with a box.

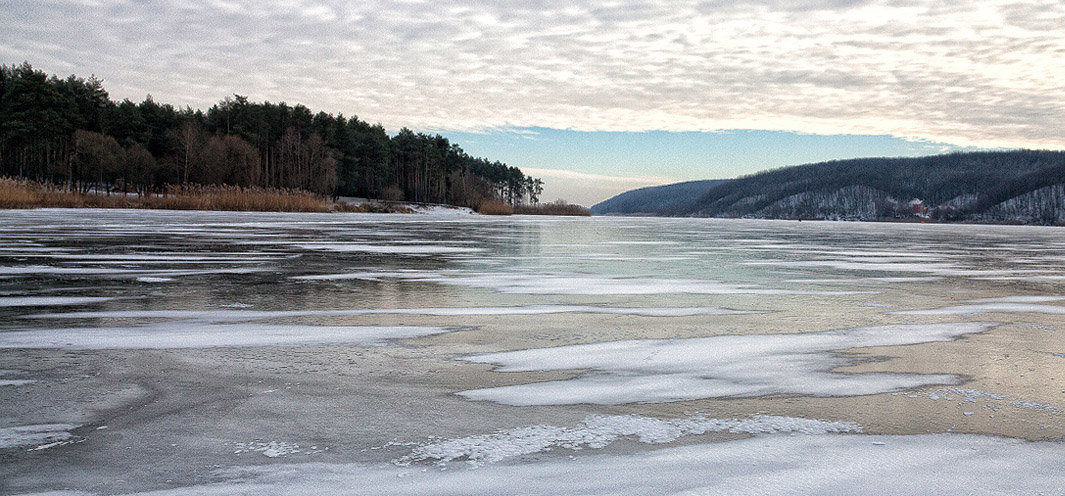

[396,414,861,466]
[0,323,451,349]
[458,322,996,405]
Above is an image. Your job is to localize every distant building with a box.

[909,198,929,218]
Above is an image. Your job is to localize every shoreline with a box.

[0,180,594,216]
[593,213,1064,227]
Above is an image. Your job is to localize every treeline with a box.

[677,151,1065,224]
[0,62,543,207]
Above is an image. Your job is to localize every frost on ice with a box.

[396,414,861,466]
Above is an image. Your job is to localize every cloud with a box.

[2,0,1063,149]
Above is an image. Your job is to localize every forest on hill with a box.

[592,151,1065,224]
[676,151,1065,224]
[0,62,542,208]
[590,179,728,215]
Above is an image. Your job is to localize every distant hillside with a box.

[678,150,1065,225]
[591,179,729,215]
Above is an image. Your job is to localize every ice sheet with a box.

[0,323,451,349]
[0,296,117,307]
[295,243,484,254]
[29,434,1065,495]
[296,270,859,295]
[744,259,1052,277]
[897,302,1065,315]
[0,369,35,386]
[26,305,756,322]
[459,322,996,405]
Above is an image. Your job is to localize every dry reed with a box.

[513,201,591,216]
[476,199,515,215]
[1,178,338,213]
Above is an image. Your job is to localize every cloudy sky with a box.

[3,1,1064,205]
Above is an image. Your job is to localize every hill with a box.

[591,179,729,215]
[673,151,1065,225]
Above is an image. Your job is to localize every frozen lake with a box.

[1,209,1063,495]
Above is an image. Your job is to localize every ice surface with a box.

[744,260,1051,278]
[0,296,117,307]
[897,301,1065,315]
[297,270,859,295]
[0,424,79,449]
[397,414,861,466]
[295,243,484,254]
[969,296,1065,303]
[0,266,269,278]
[33,434,1065,495]
[459,322,996,405]
[18,254,282,263]
[0,379,35,386]
[0,323,451,349]
[26,305,756,322]
[0,370,35,386]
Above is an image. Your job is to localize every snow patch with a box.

[396,414,861,466]
[231,441,324,458]
[459,322,996,405]
[135,277,174,283]
[0,424,79,449]
[911,387,1061,416]
[43,434,1065,495]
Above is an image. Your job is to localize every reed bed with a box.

[476,199,515,215]
[0,178,337,212]
[514,201,591,216]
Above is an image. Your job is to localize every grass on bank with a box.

[0,178,416,213]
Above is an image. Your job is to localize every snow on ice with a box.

[459,322,996,405]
